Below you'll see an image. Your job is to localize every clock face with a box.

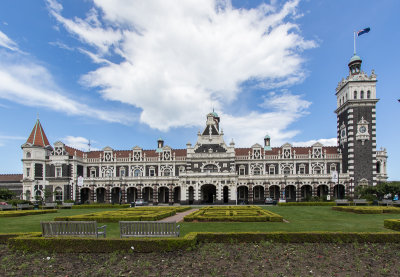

[341,129,346,138]
[359,126,367,133]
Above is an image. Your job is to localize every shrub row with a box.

[7,231,400,253]
[71,204,131,209]
[278,202,336,206]
[384,219,400,231]
[201,205,258,210]
[332,206,400,214]
[0,210,57,217]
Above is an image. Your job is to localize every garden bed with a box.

[184,206,283,222]
[0,210,57,217]
[332,206,400,214]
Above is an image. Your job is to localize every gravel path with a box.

[158,208,198,222]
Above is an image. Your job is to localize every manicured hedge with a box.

[332,206,400,214]
[71,204,130,209]
[8,232,197,253]
[0,233,36,244]
[55,206,192,222]
[184,206,283,222]
[278,202,335,206]
[0,210,57,217]
[384,219,400,231]
[7,231,400,253]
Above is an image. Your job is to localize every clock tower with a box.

[335,54,378,186]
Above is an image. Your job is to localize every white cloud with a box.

[62,136,99,151]
[0,135,26,147]
[0,30,19,52]
[47,0,316,137]
[292,138,337,147]
[49,41,74,51]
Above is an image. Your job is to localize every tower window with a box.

[367,90,371,99]
[361,91,364,99]
[354,91,357,99]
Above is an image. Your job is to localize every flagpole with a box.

[353,31,356,55]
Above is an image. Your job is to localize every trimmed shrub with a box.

[71,204,130,209]
[0,210,57,217]
[332,206,400,214]
[384,219,400,231]
[278,202,335,206]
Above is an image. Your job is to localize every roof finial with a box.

[36,112,39,121]
[88,139,91,152]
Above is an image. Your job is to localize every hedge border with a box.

[71,204,130,209]
[6,231,400,253]
[0,210,57,217]
[332,206,400,214]
[384,219,400,231]
[278,202,335,206]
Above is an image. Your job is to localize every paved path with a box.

[159,208,198,222]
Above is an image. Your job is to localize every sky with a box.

[0,0,399,180]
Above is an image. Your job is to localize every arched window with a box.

[354,91,357,99]
[54,187,63,201]
[313,166,322,175]
[26,152,31,158]
[330,163,337,173]
[367,90,371,99]
[164,169,171,176]
[283,167,291,175]
[253,168,261,175]
[361,91,364,99]
[134,169,141,177]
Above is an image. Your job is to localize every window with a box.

[254,186,262,199]
[269,166,275,175]
[299,166,305,174]
[90,169,96,178]
[26,167,30,177]
[179,166,185,174]
[120,168,126,177]
[239,166,245,176]
[330,164,337,173]
[283,167,291,175]
[105,169,112,177]
[25,190,31,200]
[134,169,141,177]
[253,168,261,175]
[149,168,155,177]
[367,90,371,99]
[56,167,62,178]
[313,166,322,175]
[204,164,218,173]
[361,90,364,99]
[354,91,357,99]
[164,169,171,176]
[26,152,31,158]
[54,187,63,201]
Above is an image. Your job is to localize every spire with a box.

[26,119,50,147]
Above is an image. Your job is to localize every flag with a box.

[357,27,370,36]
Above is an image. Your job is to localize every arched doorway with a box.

[317,185,329,199]
[253,185,264,204]
[158,187,169,203]
[80,188,90,204]
[188,186,194,205]
[223,186,229,204]
[285,185,296,202]
[142,187,153,202]
[237,186,248,204]
[126,187,137,203]
[201,184,216,204]
[269,185,280,200]
[334,184,345,199]
[111,187,121,204]
[96,187,106,203]
[301,185,312,201]
[173,187,181,203]
[25,190,31,201]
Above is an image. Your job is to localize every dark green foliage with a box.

[278,202,335,206]
[332,206,400,214]
[356,182,400,201]
[0,189,16,200]
[6,199,32,206]
[384,219,400,231]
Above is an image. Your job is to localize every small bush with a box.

[384,219,400,231]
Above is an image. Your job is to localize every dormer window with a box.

[104,152,112,162]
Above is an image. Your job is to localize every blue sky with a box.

[0,0,399,180]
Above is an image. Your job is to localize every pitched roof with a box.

[0,174,22,182]
[26,119,50,147]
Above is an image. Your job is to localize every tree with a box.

[0,189,15,200]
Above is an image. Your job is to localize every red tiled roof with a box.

[26,119,50,147]
[64,146,85,158]
[172,149,187,156]
[0,174,22,182]
[236,146,338,156]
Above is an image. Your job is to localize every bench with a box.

[41,221,106,238]
[0,204,15,211]
[378,199,393,206]
[42,203,58,209]
[60,203,74,209]
[335,199,350,206]
[17,203,33,210]
[353,199,368,206]
[119,221,180,238]
[394,200,400,207]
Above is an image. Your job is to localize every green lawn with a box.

[1,206,400,238]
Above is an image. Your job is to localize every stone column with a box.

[330,184,334,198]
[194,184,201,205]
[296,184,301,202]
[121,184,126,204]
[264,185,269,198]
[91,185,96,203]
[106,185,111,204]
[280,183,285,200]
[248,183,253,204]
[180,186,187,205]
[169,184,174,205]
[137,185,143,199]
[153,185,158,205]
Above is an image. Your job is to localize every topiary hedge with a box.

[278,202,335,206]
[332,206,400,214]
[0,210,57,217]
[384,219,400,231]
[71,204,131,209]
